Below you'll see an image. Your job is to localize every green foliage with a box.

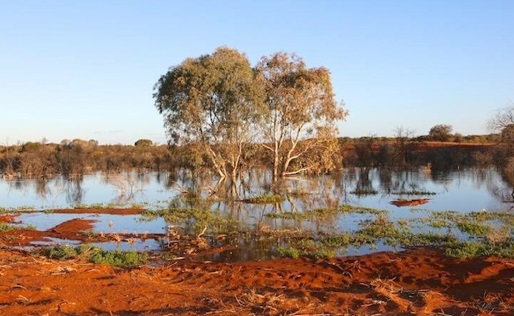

[0,222,36,232]
[46,244,148,267]
[271,205,514,260]
[89,250,148,267]
[277,240,336,259]
[265,205,387,221]
[257,52,346,180]
[355,215,405,240]
[456,221,491,237]
[47,244,85,260]
[154,47,264,181]
[277,246,302,259]
[339,205,388,215]
[445,240,514,258]
[320,234,352,247]
[0,223,15,232]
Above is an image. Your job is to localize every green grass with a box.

[16,201,513,262]
[266,205,388,221]
[0,206,35,213]
[271,207,514,260]
[0,223,16,232]
[339,204,389,215]
[277,244,336,259]
[0,222,36,232]
[445,239,514,258]
[456,221,492,237]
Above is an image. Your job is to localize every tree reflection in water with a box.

[0,167,512,212]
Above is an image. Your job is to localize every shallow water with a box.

[2,167,513,260]
[1,168,512,212]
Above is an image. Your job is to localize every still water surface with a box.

[1,167,513,259]
[1,167,512,212]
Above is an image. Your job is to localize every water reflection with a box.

[0,168,513,212]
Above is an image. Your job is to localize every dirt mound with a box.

[0,247,512,315]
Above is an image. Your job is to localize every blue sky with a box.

[1,1,513,145]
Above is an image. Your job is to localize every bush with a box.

[46,245,148,268]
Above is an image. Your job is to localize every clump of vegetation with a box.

[270,206,514,260]
[0,223,16,232]
[350,188,378,196]
[46,244,148,268]
[277,246,303,259]
[391,190,436,196]
[445,239,514,258]
[88,249,148,267]
[277,239,337,259]
[339,204,389,215]
[266,205,388,221]
[355,215,406,240]
[0,206,35,213]
[73,203,109,209]
[142,207,240,235]
[0,222,36,232]
[455,221,492,237]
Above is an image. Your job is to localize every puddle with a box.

[16,212,167,234]
[90,239,163,252]
[30,237,82,247]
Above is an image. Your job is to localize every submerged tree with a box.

[154,47,264,183]
[489,106,514,200]
[256,52,347,181]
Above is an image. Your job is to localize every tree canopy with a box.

[154,47,347,186]
[154,47,264,182]
[135,139,153,147]
[256,52,347,180]
[428,124,453,142]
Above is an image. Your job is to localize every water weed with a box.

[243,194,285,204]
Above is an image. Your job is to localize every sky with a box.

[1,1,513,145]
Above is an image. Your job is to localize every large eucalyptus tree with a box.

[154,47,264,183]
[256,52,347,181]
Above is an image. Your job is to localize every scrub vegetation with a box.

[46,244,148,268]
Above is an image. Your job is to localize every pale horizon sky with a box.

[1,1,513,145]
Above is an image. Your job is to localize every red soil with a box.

[0,214,20,224]
[0,247,512,315]
[0,210,513,315]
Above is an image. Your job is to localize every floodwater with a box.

[1,167,512,212]
[1,167,513,259]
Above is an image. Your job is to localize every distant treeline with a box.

[0,135,505,179]
[0,139,176,178]
[341,138,497,170]
[340,133,499,144]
